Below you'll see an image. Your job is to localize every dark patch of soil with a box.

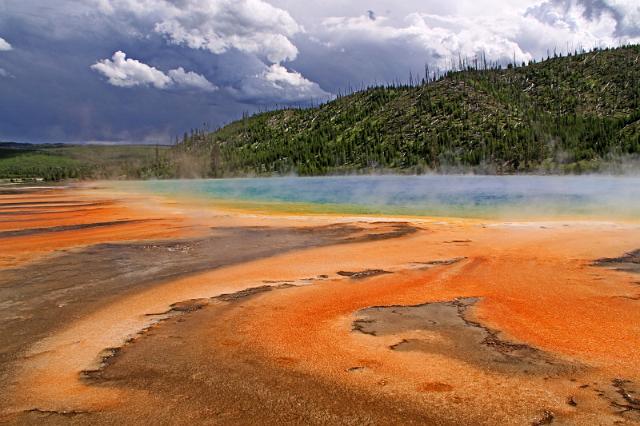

[0,188,60,196]
[412,258,466,268]
[531,410,554,425]
[58,294,456,426]
[348,222,418,242]
[0,218,419,411]
[353,298,577,375]
[0,219,154,238]
[216,286,274,302]
[0,200,107,208]
[82,285,294,383]
[337,270,392,280]
[24,408,91,418]
[0,202,107,211]
[610,379,640,419]
[587,378,640,421]
[595,250,640,274]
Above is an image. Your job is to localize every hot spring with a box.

[119,175,640,220]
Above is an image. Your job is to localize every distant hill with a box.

[3,45,639,181]
[178,44,640,175]
[0,143,170,181]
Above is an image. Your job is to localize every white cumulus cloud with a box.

[525,0,640,46]
[0,68,13,78]
[168,67,218,92]
[529,0,640,37]
[91,51,172,88]
[318,0,640,70]
[95,0,302,63]
[234,64,332,103]
[609,0,640,36]
[322,13,532,67]
[91,51,216,91]
[263,64,315,88]
[323,13,531,67]
[0,37,12,51]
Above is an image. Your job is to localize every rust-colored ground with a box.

[0,187,195,268]
[1,184,639,425]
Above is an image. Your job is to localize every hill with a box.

[178,44,640,176]
[0,143,171,181]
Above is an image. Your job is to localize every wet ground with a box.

[1,185,640,424]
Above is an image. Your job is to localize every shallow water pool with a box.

[121,175,640,220]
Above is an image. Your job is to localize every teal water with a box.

[125,175,640,219]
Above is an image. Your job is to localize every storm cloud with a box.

[0,0,638,143]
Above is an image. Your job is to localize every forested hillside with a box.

[0,143,170,181]
[178,44,640,175]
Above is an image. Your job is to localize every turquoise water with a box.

[126,175,640,219]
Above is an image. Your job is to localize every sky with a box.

[0,0,639,144]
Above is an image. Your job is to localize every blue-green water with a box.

[125,175,640,219]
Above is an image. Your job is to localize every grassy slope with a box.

[0,144,171,181]
[182,45,640,175]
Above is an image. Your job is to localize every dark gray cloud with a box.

[0,0,638,143]
[0,0,328,143]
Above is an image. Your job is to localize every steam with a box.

[126,175,640,220]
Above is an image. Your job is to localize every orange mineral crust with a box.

[0,188,195,267]
[210,224,640,423]
[1,185,639,424]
